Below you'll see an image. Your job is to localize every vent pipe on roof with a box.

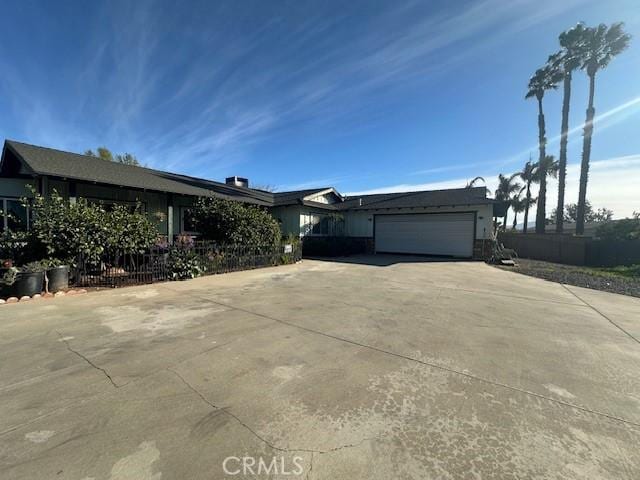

[225,176,249,188]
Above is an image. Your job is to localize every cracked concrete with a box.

[1,255,639,479]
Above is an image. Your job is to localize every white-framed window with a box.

[0,197,29,232]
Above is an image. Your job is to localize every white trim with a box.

[302,188,343,203]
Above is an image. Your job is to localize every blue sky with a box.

[1,0,639,218]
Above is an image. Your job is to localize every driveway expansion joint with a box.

[167,367,377,455]
[170,288,640,430]
[561,285,640,345]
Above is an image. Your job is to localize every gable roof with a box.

[271,188,329,206]
[1,140,271,205]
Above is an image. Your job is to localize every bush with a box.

[168,246,205,280]
[28,189,157,264]
[190,197,281,246]
[596,218,640,241]
[0,230,34,265]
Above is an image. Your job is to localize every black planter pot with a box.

[15,271,44,298]
[0,267,11,298]
[47,266,70,293]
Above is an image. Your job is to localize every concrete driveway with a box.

[1,256,639,479]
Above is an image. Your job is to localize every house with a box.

[0,140,496,258]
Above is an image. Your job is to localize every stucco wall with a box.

[344,204,494,240]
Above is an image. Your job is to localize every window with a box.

[1,198,29,232]
[87,198,144,213]
[310,214,330,235]
[180,207,198,233]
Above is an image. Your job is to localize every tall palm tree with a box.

[576,22,631,235]
[535,155,559,233]
[510,192,527,230]
[495,173,522,231]
[526,64,562,233]
[465,176,485,188]
[550,23,588,233]
[517,158,538,233]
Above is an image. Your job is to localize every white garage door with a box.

[375,213,475,257]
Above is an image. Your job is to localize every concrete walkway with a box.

[1,256,639,479]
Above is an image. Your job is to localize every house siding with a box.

[271,206,301,236]
[0,178,35,197]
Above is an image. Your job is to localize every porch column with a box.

[39,175,49,196]
[68,181,77,204]
[167,193,174,244]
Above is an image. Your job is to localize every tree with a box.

[596,217,640,240]
[550,23,588,233]
[576,23,631,235]
[526,64,562,234]
[85,147,141,166]
[465,176,485,188]
[517,158,538,233]
[551,201,613,224]
[534,155,559,233]
[494,173,521,231]
[510,193,527,230]
[115,153,141,166]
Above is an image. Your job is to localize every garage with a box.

[375,213,475,257]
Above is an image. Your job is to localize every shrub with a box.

[168,246,205,280]
[102,204,159,256]
[28,189,157,264]
[190,197,281,246]
[596,218,640,241]
[0,230,34,265]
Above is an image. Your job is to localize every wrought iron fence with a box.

[73,241,301,288]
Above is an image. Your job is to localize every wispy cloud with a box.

[406,93,640,180]
[0,0,596,178]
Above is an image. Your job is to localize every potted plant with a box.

[42,258,70,293]
[2,261,46,298]
[0,259,14,298]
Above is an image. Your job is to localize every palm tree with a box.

[510,192,527,230]
[494,173,522,231]
[526,63,562,233]
[576,22,631,235]
[535,155,559,233]
[517,158,538,233]
[550,23,588,233]
[465,176,485,188]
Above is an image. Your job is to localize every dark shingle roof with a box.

[341,187,493,210]
[2,140,271,205]
[1,140,493,211]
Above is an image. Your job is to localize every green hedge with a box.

[190,197,281,246]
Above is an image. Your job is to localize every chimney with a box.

[225,176,249,188]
